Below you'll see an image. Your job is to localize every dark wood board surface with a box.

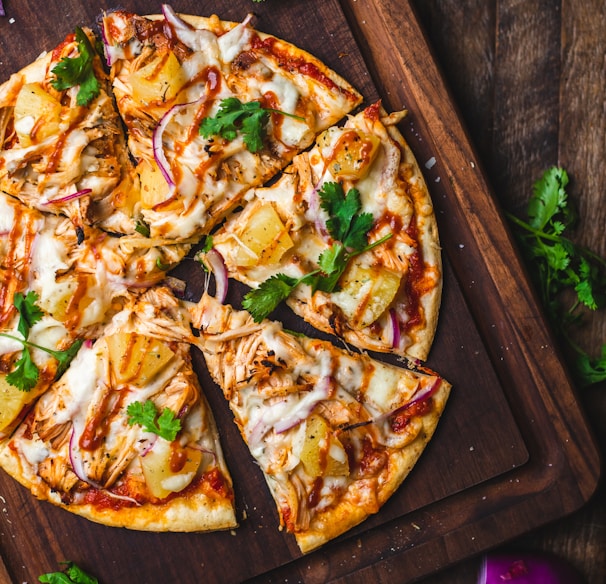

[0,1,601,583]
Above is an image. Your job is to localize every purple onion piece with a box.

[479,552,583,584]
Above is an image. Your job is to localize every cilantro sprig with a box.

[126,399,181,441]
[199,97,305,153]
[241,182,392,322]
[507,167,606,386]
[51,27,100,106]
[39,561,98,584]
[0,292,83,391]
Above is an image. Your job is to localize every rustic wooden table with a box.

[0,1,603,583]
[408,1,606,583]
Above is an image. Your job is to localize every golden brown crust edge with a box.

[0,438,237,532]
[293,378,451,553]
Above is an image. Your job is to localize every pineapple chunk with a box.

[13,82,62,147]
[230,201,294,267]
[327,130,381,180]
[333,264,402,330]
[299,414,349,478]
[141,438,203,499]
[138,159,170,209]
[129,51,187,105]
[0,374,40,433]
[37,275,94,325]
[106,332,175,386]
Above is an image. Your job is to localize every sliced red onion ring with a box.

[152,107,179,190]
[0,1,6,17]
[43,188,92,206]
[69,427,103,489]
[152,93,210,193]
[406,377,442,408]
[69,428,141,506]
[205,248,229,304]
[389,308,401,348]
[99,20,119,67]
[374,377,442,425]
[139,435,158,457]
[308,182,329,239]
[162,4,204,49]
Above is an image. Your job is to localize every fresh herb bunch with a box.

[126,399,182,441]
[39,561,98,584]
[507,167,606,386]
[0,292,83,391]
[51,27,100,106]
[199,97,304,153]
[241,181,392,322]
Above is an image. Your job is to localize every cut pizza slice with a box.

[100,6,362,241]
[189,292,450,552]
[205,102,442,360]
[0,286,236,532]
[0,191,190,437]
[0,26,140,236]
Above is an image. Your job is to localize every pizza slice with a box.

[100,6,362,241]
[0,26,139,236]
[0,191,189,438]
[204,102,442,360]
[189,292,451,552]
[0,286,236,532]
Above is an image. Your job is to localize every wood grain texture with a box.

[407,1,606,583]
[0,0,603,582]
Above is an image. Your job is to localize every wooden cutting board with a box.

[0,1,599,582]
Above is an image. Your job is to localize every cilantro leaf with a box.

[1,291,83,391]
[0,333,83,392]
[13,291,44,338]
[242,273,315,323]
[241,181,394,321]
[6,346,39,392]
[319,183,374,250]
[39,561,98,584]
[126,400,181,441]
[199,97,303,153]
[527,166,569,230]
[51,27,100,106]
[575,345,606,386]
[507,166,606,388]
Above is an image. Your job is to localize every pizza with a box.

[101,6,362,241]
[0,190,189,438]
[0,5,451,554]
[205,102,442,360]
[0,27,137,237]
[0,286,236,532]
[190,292,450,552]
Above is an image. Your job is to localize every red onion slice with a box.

[152,107,179,190]
[374,377,442,425]
[152,93,210,194]
[43,189,92,206]
[205,248,229,304]
[162,4,206,50]
[69,428,141,506]
[99,20,119,67]
[0,2,6,17]
[389,308,401,348]
[479,552,583,584]
[406,377,441,408]
[69,427,103,488]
